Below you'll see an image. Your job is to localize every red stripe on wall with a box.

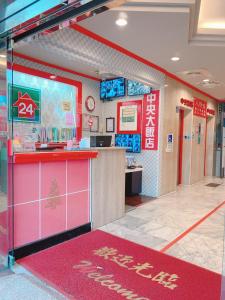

[13,51,100,82]
[70,24,220,102]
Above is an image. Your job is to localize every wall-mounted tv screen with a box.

[127,80,152,96]
[100,77,125,100]
[115,134,141,153]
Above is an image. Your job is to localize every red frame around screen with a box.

[11,64,83,141]
[117,100,142,134]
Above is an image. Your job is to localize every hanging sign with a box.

[142,90,160,150]
[8,84,41,123]
[193,98,207,118]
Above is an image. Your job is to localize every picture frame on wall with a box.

[106,117,115,133]
[90,115,99,132]
[117,100,142,134]
[82,113,91,131]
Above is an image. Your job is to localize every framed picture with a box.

[82,113,91,131]
[117,100,142,134]
[90,115,99,132]
[106,117,115,133]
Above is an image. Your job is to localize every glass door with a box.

[0,40,14,270]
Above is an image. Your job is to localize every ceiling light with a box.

[50,75,56,79]
[164,84,168,87]
[203,78,210,83]
[201,22,225,29]
[115,18,127,27]
[0,54,6,58]
[171,56,180,62]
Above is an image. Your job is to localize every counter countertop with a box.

[13,150,98,164]
[90,147,127,150]
[125,167,143,173]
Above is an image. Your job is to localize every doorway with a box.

[177,109,184,185]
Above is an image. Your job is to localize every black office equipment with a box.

[90,135,112,147]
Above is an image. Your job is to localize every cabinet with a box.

[125,168,142,196]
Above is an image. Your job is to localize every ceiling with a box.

[78,0,225,100]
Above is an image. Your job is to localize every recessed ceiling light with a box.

[201,22,225,29]
[50,75,56,79]
[115,18,127,27]
[171,56,180,62]
[203,78,210,83]
[164,84,168,87]
[0,54,6,58]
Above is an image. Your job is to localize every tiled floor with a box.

[101,177,225,274]
[0,176,225,298]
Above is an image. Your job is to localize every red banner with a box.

[193,98,207,118]
[142,90,159,150]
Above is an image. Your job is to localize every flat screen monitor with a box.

[115,134,141,153]
[127,80,151,96]
[100,77,125,100]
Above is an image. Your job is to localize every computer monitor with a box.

[90,136,112,147]
[115,134,141,153]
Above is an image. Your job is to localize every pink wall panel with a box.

[67,191,89,229]
[41,161,66,199]
[14,202,39,248]
[13,163,39,205]
[11,159,90,248]
[41,196,66,238]
[67,160,89,193]
[0,210,8,255]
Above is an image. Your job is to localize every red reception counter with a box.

[10,150,98,249]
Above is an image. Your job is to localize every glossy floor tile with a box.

[100,177,225,274]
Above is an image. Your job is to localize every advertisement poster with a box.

[142,90,160,150]
[120,105,137,131]
[8,84,41,123]
[117,100,142,134]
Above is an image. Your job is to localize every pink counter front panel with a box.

[11,159,90,248]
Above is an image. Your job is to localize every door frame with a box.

[177,109,184,185]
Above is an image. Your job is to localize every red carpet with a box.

[18,230,221,300]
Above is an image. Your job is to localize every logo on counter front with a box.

[45,178,61,209]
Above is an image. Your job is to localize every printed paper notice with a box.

[120,105,137,131]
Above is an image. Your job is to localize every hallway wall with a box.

[160,77,217,195]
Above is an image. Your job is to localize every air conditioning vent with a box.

[177,69,210,79]
[198,80,222,89]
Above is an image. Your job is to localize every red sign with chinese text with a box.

[207,108,215,116]
[142,90,159,150]
[180,98,193,108]
[193,98,207,118]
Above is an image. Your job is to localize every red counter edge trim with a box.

[13,151,98,163]
[70,24,220,102]
[13,51,100,82]
[11,63,83,142]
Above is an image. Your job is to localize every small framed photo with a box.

[82,113,91,131]
[90,115,99,132]
[106,117,115,133]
